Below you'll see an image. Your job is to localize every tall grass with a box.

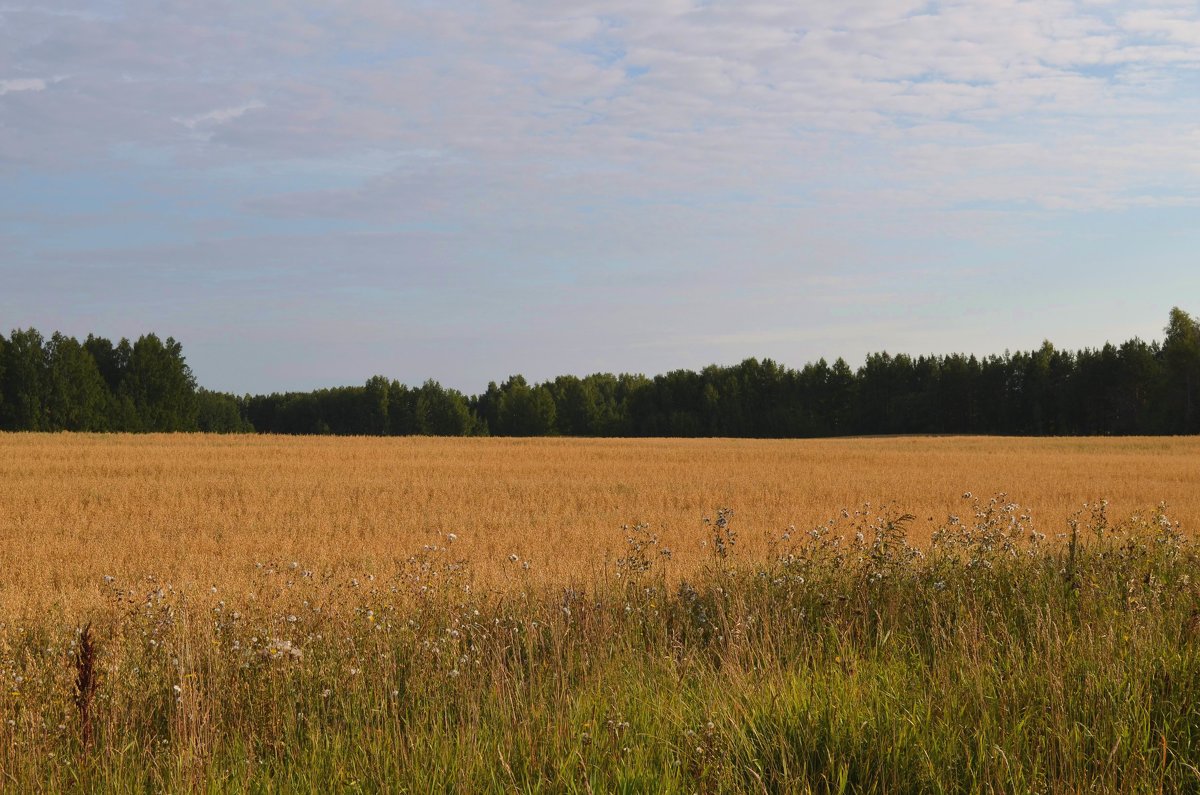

[3,495,1199,792]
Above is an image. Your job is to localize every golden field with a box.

[1,432,1197,616]
[3,432,1200,792]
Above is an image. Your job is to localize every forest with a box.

[1,307,1197,437]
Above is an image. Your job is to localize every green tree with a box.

[103,338,140,430]
[45,333,109,431]
[471,382,503,436]
[582,373,636,436]
[118,334,199,431]
[363,375,391,435]
[1,328,49,430]
[495,375,556,436]
[548,375,600,436]
[83,334,126,395]
[0,333,7,425]
[701,382,720,435]
[1163,307,1200,433]
[196,389,253,433]
[387,380,418,435]
[1113,338,1161,434]
[824,358,856,435]
[415,380,475,436]
[937,354,979,433]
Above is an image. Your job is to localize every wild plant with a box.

[2,494,1199,792]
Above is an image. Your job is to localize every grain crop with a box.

[1,433,1197,616]
[3,433,1200,792]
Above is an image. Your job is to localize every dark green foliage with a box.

[363,375,391,435]
[491,375,557,436]
[2,328,200,432]
[390,382,420,435]
[244,387,365,435]
[46,333,110,431]
[196,389,253,433]
[241,378,478,436]
[414,379,477,436]
[545,375,600,435]
[83,334,125,395]
[0,328,48,430]
[3,307,1198,436]
[1163,307,1200,433]
[0,334,6,423]
[117,334,199,431]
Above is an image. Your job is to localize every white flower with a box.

[264,638,303,660]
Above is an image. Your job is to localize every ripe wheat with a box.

[0,433,1195,617]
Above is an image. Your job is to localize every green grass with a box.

[4,497,1200,792]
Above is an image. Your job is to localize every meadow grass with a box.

[4,495,1200,792]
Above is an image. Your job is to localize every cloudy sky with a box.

[2,1,1198,393]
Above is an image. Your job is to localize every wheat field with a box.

[4,432,1200,791]
[1,432,1196,616]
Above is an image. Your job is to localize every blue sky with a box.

[2,0,1199,393]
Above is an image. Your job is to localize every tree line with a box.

[2,307,1198,436]
[0,330,235,432]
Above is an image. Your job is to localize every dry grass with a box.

[0,433,1196,618]
[3,432,1200,791]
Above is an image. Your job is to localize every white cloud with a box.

[0,77,46,94]
[1121,10,1200,45]
[174,100,265,130]
[0,1,1195,216]
[3,1,1200,392]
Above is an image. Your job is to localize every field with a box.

[2,434,1198,613]
[2,434,1200,791]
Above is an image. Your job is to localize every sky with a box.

[1,0,1199,394]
